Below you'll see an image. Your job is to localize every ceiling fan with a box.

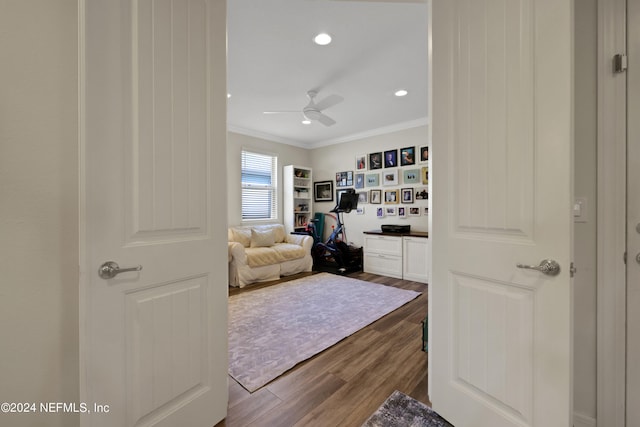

[263,90,344,127]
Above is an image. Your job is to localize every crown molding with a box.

[307,117,429,149]
[228,117,430,150]
[226,125,308,148]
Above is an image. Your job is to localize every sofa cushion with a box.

[272,243,306,261]
[245,243,306,267]
[250,228,276,248]
[230,227,251,247]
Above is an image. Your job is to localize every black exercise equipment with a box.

[310,190,362,274]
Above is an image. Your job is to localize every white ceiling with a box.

[227,0,429,148]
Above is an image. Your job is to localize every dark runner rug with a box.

[361,390,454,427]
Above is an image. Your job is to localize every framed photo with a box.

[356,154,367,171]
[370,189,382,204]
[376,207,385,218]
[423,207,429,216]
[403,169,420,184]
[357,191,368,204]
[365,173,380,187]
[421,166,429,185]
[415,187,429,200]
[383,169,398,186]
[409,207,421,217]
[385,206,397,216]
[314,181,334,202]
[355,173,365,189]
[398,206,407,218]
[401,188,414,203]
[419,146,429,163]
[369,152,383,170]
[356,207,365,215]
[384,189,399,204]
[336,171,354,187]
[400,146,416,166]
[384,149,398,168]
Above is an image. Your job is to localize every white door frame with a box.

[597,0,627,425]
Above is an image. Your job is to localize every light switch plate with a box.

[574,197,588,223]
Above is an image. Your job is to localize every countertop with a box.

[363,230,429,238]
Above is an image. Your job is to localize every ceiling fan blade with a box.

[314,94,344,112]
[263,111,299,114]
[316,113,336,127]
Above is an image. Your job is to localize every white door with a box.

[430,0,573,426]
[81,1,228,426]
[627,0,640,423]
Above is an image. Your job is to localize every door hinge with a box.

[624,251,627,265]
[569,262,577,278]
[614,54,628,73]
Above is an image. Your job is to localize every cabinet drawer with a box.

[363,253,403,279]
[363,235,402,256]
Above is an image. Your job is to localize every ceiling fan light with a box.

[302,119,312,125]
[313,33,332,46]
[395,89,408,97]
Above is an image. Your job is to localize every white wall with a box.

[227,132,311,226]
[573,0,598,424]
[310,125,429,248]
[0,2,79,427]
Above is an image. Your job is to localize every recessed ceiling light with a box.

[395,89,408,97]
[313,33,332,46]
[227,93,231,98]
[302,119,312,125]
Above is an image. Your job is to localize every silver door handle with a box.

[98,261,142,279]
[516,259,561,276]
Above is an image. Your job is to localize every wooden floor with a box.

[215,271,429,427]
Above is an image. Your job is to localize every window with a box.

[241,150,278,220]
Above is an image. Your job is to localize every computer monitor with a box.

[337,190,359,213]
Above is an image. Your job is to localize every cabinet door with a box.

[403,237,429,283]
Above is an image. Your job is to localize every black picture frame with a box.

[314,181,334,202]
[384,149,398,168]
[369,152,383,170]
[400,146,416,166]
[335,171,354,187]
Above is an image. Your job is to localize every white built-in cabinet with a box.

[283,165,313,234]
[363,232,429,283]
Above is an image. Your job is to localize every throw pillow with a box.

[250,228,275,248]
[231,228,252,248]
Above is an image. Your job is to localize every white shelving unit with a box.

[283,165,313,235]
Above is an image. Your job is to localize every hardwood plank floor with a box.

[216,271,429,427]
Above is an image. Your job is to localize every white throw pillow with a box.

[250,228,275,248]
[231,228,252,248]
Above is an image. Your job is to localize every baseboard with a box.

[574,411,596,427]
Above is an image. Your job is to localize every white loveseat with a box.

[228,223,313,287]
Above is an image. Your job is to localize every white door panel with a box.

[627,0,640,423]
[82,1,228,426]
[431,0,573,425]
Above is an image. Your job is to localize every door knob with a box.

[98,261,142,279]
[516,259,561,276]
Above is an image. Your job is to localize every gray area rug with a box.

[362,390,454,427]
[228,273,421,392]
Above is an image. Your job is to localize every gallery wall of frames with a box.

[316,145,429,220]
[309,125,430,247]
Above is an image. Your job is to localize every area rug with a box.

[361,390,454,427]
[228,273,421,392]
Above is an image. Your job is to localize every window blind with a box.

[241,150,277,220]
